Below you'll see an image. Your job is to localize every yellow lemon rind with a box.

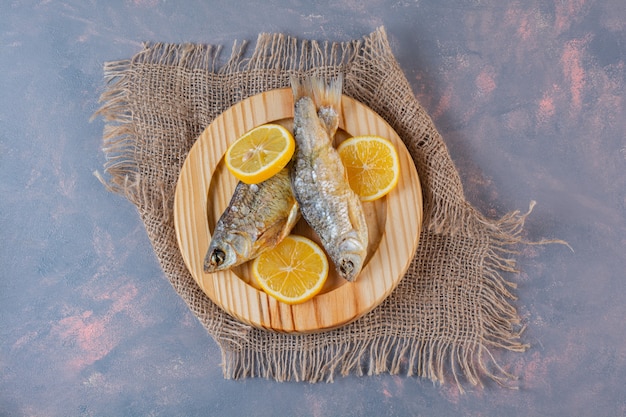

[337,135,400,202]
[252,235,329,305]
[225,124,295,184]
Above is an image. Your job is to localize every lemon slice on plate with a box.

[252,235,329,305]
[337,135,401,202]
[225,124,295,184]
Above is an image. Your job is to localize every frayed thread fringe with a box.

[93,29,367,204]
[219,202,535,391]
[94,27,541,391]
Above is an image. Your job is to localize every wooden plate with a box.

[174,88,422,333]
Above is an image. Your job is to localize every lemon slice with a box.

[225,124,295,184]
[252,235,329,305]
[337,135,401,202]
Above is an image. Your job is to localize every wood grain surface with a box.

[174,88,422,333]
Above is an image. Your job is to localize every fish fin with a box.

[283,202,301,239]
[256,202,300,249]
[347,194,368,248]
[256,221,289,249]
[291,75,343,138]
[314,75,343,137]
[290,75,344,110]
[311,74,343,111]
[290,75,308,103]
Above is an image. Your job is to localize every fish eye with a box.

[211,249,226,266]
[340,259,354,276]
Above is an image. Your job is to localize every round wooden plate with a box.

[174,88,422,333]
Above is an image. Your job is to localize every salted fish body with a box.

[290,75,369,282]
[203,167,300,273]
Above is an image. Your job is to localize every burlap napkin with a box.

[96,27,531,390]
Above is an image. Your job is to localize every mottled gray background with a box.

[1,1,625,416]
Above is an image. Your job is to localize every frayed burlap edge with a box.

[95,27,535,391]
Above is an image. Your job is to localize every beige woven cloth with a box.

[96,27,531,390]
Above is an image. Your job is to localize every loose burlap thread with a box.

[95,27,531,390]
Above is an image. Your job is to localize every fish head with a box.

[336,236,366,282]
[203,232,251,273]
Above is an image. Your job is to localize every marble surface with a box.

[1,1,625,416]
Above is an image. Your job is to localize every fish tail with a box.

[311,74,343,112]
[290,75,306,103]
[290,75,343,111]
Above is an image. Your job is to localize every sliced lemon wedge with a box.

[225,124,295,184]
[337,135,400,202]
[252,235,329,305]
